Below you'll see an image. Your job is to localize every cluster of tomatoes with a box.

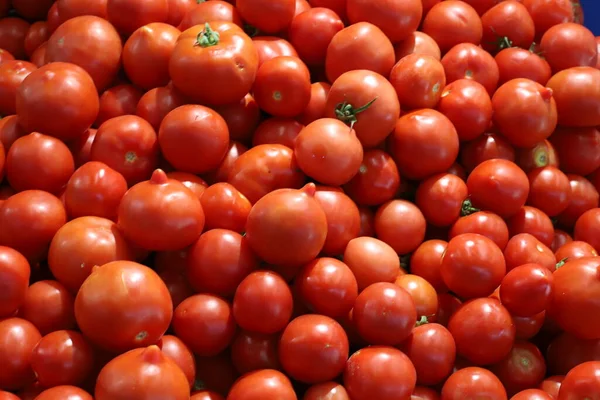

[0,0,600,399]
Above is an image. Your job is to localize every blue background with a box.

[581,0,599,35]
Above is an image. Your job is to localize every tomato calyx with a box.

[415,315,429,326]
[195,23,221,48]
[460,199,480,216]
[334,98,378,129]
[556,257,569,269]
[487,27,513,51]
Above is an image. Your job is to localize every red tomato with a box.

[495,47,552,86]
[0,60,36,116]
[506,206,555,247]
[0,318,41,391]
[522,0,574,38]
[546,67,600,127]
[546,332,600,375]
[75,261,172,352]
[460,133,515,172]
[343,346,417,400]
[375,199,427,255]
[16,62,99,142]
[0,246,29,318]
[0,391,19,400]
[213,94,261,144]
[450,211,510,250]
[288,8,344,66]
[540,376,564,398]
[527,166,571,217]
[441,43,499,95]
[0,18,30,60]
[170,22,258,106]
[279,314,349,383]
[158,335,196,388]
[540,23,597,72]
[416,173,468,227]
[511,389,553,400]
[557,174,599,228]
[325,22,395,82]
[555,240,598,262]
[481,1,535,53]
[500,263,553,317]
[227,369,296,400]
[344,150,400,206]
[394,31,441,61]
[0,49,13,64]
[410,239,448,292]
[199,182,250,233]
[230,330,280,374]
[96,85,144,128]
[178,1,242,31]
[441,367,507,400]
[95,346,189,400]
[252,117,302,149]
[558,361,600,399]
[513,312,545,340]
[504,233,557,272]
[411,387,440,400]
[314,187,360,255]
[296,82,330,126]
[346,0,422,43]
[136,85,187,131]
[56,0,108,20]
[106,0,168,36]
[32,386,92,400]
[69,128,96,167]
[550,126,600,176]
[390,54,445,110]
[303,382,349,400]
[236,0,295,34]
[343,236,399,290]
[252,36,299,68]
[421,1,483,53]
[515,139,559,174]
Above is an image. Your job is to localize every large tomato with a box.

[415,173,468,227]
[480,1,535,53]
[159,335,196,389]
[546,67,600,127]
[540,22,597,72]
[522,0,574,38]
[199,183,251,233]
[495,47,552,86]
[500,263,553,317]
[375,199,427,255]
[394,31,441,61]
[527,166,571,217]
[0,318,42,391]
[558,361,600,399]
[0,246,29,318]
[74,261,173,352]
[314,187,360,255]
[490,340,546,396]
[169,22,258,106]
[0,60,37,116]
[251,37,299,68]
[343,236,399,291]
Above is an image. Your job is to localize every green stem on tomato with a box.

[460,199,480,216]
[196,23,220,47]
[415,315,429,326]
[334,97,378,129]
[556,257,569,269]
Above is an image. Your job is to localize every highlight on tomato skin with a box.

[0,0,599,398]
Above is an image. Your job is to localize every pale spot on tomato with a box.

[272,91,282,101]
[125,151,137,163]
[432,82,441,93]
[135,331,148,341]
[465,69,473,78]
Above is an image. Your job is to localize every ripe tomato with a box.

[546,67,600,127]
[106,0,168,36]
[540,23,597,72]
[495,47,552,86]
[557,174,599,228]
[169,22,258,106]
[522,0,574,38]
[0,60,37,116]
[227,369,296,400]
[500,263,553,317]
[527,166,571,217]
[0,18,30,60]
[251,37,298,68]
[56,0,108,20]
[516,139,559,173]
[395,273,438,321]
[178,1,241,30]
[395,33,441,64]
[507,206,555,247]
[555,240,598,261]
[32,386,92,400]
[96,85,144,127]
[416,173,468,227]
[279,314,349,383]
[288,8,344,66]
[95,346,189,400]
[550,127,600,176]
[325,22,395,82]
[390,54,445,110]
[158,335,196,388]
[410,239,448,292]
[343,236,399,291]
[421,1,482,53]
[0,246,29,318]
[558,361,600,399]
[0,318,42,391]
[441,43,499,95]
[303,382,349,400]
[75,261,173,352]
[213,94,261,144]
[574,209,600,252]
[252,117,303,149]
[199,183,250,233]
[16,62,99,142]
[346,0,422,43]
[236,0,295,34]
[460,133,515,172]
[230,330,280,374]
[375,199,427,255]
[136,84,187,131]
[504,233,557,272]
[481,1,535,53]
[296,82,330,126]
[344,149,400,206]
[20,279,76,335]
[343,346,417,400]
[540,376,564,398]
[441,367,507,400]
[490,341,546,396]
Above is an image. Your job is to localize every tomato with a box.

[415,173,468,227]
[546,333,600,375]
[0,246,29,318]
[511,389,553,400]
[31,330,93,388]
[540,23,597,72]
[178,1,242,31]
[288,8,344,66]
[421,1,482,53]
[67,128,95,168]
[0,18,30,60]
[136,85,187,131]
[75,261,172,352]
[449,298,515,365]
[251,37,298,68]
[253,56,311,117]
[441,43,499,95]
[326,71,399,149]
[343,150,400,206]
[164,172,206,198]
[46,3,61,33]
[344,346,417,400]
[513,312,545,340]
[0,391,19,400]
[0,190,67,262]
[460,133,515,172]
[46,16,122,92]
[375,199,427,255]
[96,85,144,128]
[409,240,447,292]
[325,22,395,82]
[213,94,261,144]
[558,361,600,399]
[500,263,553,318]
[16,62,99,142]
[516,141,559,175]
[304,382,349,400]
[118,169,204,251]
[555,240,598,262]
[395,274,438,321]
[551,127,600,176]
[227,144,305,203]
[227,369,296,400]
[237,0,295,34]
[296,82,330,126]
[252,117,303,149]
[279,314,348,383]
[495,48,552,86]
[346,0,421,43]
[546,67,600,127]
[56,0,108,20]
[504,233,556,272]
[390,55,445,111]
[481,1,535,53]
[551,257,600,339]
[313,187,359,255]
[527,166,571,217]
[411,387,441,400]
[394,31,441,62]
[490,341,547,396]
[158,335,196,388]
[191,391,225,400]
[32,386,92,400]
[552,230,573,252]
[557,174,599,228]
[522,0,574,38]
[540,376,564,398]
[230,330,280,374]
[0,60,36,116]
[106,0,169,36]
[0,318,41,391]
[199,183,250,233]
[390,109,459,180]
[169,22,258,106]
[441,367,507,400]
[343,236,399,290]
[507,206,555,247]
[6,132,74,194]
[95,345,189,400]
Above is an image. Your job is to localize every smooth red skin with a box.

[158,269,194,308]
[96,85,144,128]
[159,335,196,389]
[230,330,280,374]
[506,206,555,248]
[399,323,456,386]
[159,104,230,174]
[546,67,600,128]
[56,0,108,20]
[441,367,507,400]
[325,22,395,82]
[295,82,329,126]
[0,18,29,60]
[516,140,559,174]
[0,246,29,318]
[304,382,349,400]
[343,236,400,291]
[343,346,417,400]
[410,240,448,292]
[68,128,96,168]
[136,85,187,131]
[288,8,344,66]
[252,117,303,149]
[227,369,296,400]
[495,48,552,86]
[187,229,258,297]
[346,0,421,43]
[546,333,600,375]
[421,1,482,53]
[416,173,468,227]
[163,172,207,200]
[390,109,459,180]
[0,190,67,262]
[178,0,242,30]
[107,0,168,36]
[233,271,293,334]
[0,48,13,63]
[0,318,42,391]
[540,23,597,72]
[522,0,573,38]
[16,62,99,141]
[395,274,438,320]
[449,298,516,365]
[504,233,557,272]
[460,133,515,172]
[558,361,600,399]
[33,386,93,400]
[390,54,445,110]
[552,229,573,252]
[491,341,546,396]
[540,376,564,399]
[551,257,600,339]
[344,149,400,206]
[0,391,19,400]
[441,43,499,95]
[500,263,553,317]
[513,312,545,340]
[527,166,571,217]
[251,37,298,68]
[450,211,510,250]
[481,1,535,53]
[237,0,295,34]
[441,233,506,299]
[0,60,36,116]
[556,240,598,262]
[75,261,172,352]
[411,386,441,400]
[375,199,427,255]
[551,127,600,176]
[199,182,250,233]
[45,3,61,33]
[314,188,361,255]
[279,314,349,383]
[394,31,441,61]
[206,141,249,184]
[191,391,225,400]
[31,330,94,388]
[511,389,553,400]
[557,174,599,228]
[7,132,74,194]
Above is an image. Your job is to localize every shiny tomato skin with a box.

[96,84,144,128]
[289,8,344,66]
[495,47,552,86]
[0,318,41,391]
[416,173,468,227]
[395,274,438,321]
[390,54,445,110]
[0,60,36,117]
[279,314,349,383]
[237,0,295,34]
[95,345,189,400]
[16,62,99,142]
[343,149,400,206]
[490,340,546,396]
[557,174,599,229]
[504,233,557,272]
[540,23,597,72]
[546,67,600,127]
[527,166,571,217]
[227,369,296,400]
[230,330,280,374]
[481,1,535,53]
[574,209,600,252]
[314,187,361,256]
[170,22,258,106]
[158,335,196,389]
[555,240,598,262]
[75,261,173,352]
[252,117,303,149]
[441,43,499,95]
[199,182,250,233]
[343,346,417,400]
[500,263,553,317]
[375,199,427,255]
[32,386,92,400]
[410,239,448,292]
[522,0,574,38]
[0,246,29,318]
[540,376,564,399]
[0,18,29,60]
[0,115,26,153]
[394,31,441,61]
[213,94,260,144]
[19,279,76,335]
[303,382,349,400]
[136,85,187,131]
[346,0,422,43]
[296,82,331,126]
[460,133,515,172]
[506,206,555,248]
[421,1,482,53]
[558,361,600,399]
[252,36,298,68]
[441,367,507,400]
[178,0,242,31]
[343,236,400,291]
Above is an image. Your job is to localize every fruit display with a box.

[0,0,599,399]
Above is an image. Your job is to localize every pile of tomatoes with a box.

[0,0,600,399]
